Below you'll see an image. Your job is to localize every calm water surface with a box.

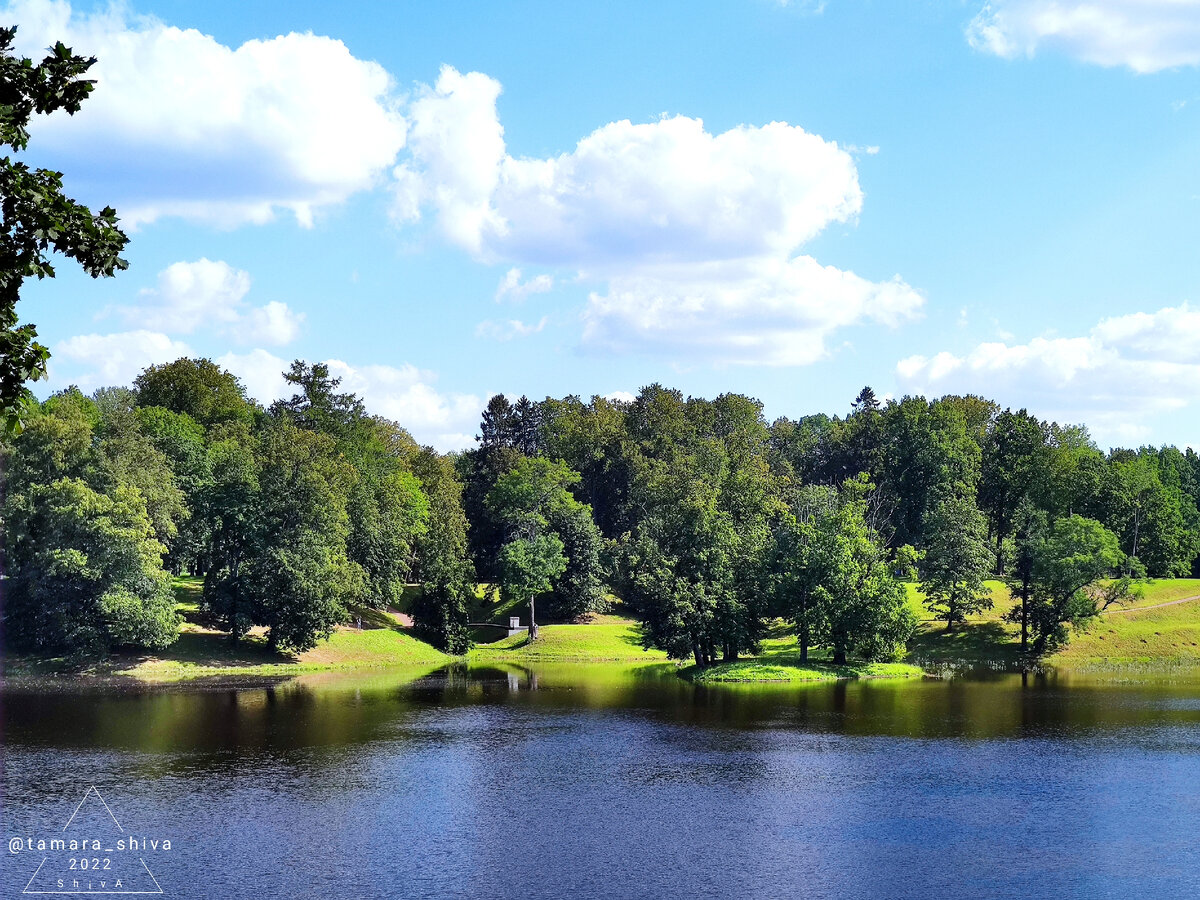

[2,663,1199,899]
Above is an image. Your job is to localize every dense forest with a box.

[4,360,1198,667]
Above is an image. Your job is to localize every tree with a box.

[499,533,567,641]
[269,359,365,441]
[852,386,880,413]
[4,478,177,652]
[980,409,1048,574]
[479,393,518,449]
[134,358,256,428]
[0,28,130,432]
[487,456,605,635]
[1023,515,1128,652]
[1007,498,1047,653]
[817,477,916,664]
[767,486,838,661]
[346,470,429,608]
[409,448,476,654]
[920,492,993,629]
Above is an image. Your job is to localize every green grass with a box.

[904,578,1200,671]
[1050,597,1200,666]
[687,658,923,684]
[105,577,447,681]
[469,620,668,662]
[1113,578,1200,610]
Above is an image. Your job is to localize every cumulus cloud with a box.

[584,257,922,365]
[395,67,918,365]
[50,330,192,390]
[896,304,1200,443]
[8,0,406,227]
[119,259,303,346]
[475,316,549,342]
[495,268,554,303]
[218,350,482,451]
[967,1,1200,72]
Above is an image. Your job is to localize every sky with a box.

[8,0,1200,451]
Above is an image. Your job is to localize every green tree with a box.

[4,478,177,652]
[920,492,993,629]
[980,409,1049,574]
[487,456,606,634]
[817,479,916,664]
[269,359,365,442]
[499,533,567,640]
[1024,514,1129,652]
[347,469,429,608]
[409,448,476,654]
[1007,498,1047,653]
[134,358,256,427]
[0,28,130,432]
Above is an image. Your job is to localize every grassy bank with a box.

[469,616,667,663]
[64,577,449,682]
[12,577,1200,684]
[906,578,1200,670]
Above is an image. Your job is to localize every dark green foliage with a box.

[1021,514,1127,651]
[0,27,129,433]
[4,478,177,652]
[409,449,475,654]
[487,456,608,624]
[920,491,993,628]
[134,358,256,427]
[347,469,429,608]
[203,422,356,652]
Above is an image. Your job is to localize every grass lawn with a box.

[1051,597,1200,666]
[687,658,923,684]
[111,577,447,681]
[680,622,924,683]
[469,619,668,662]
[905,578,1200,670]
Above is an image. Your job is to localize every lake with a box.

[3,663,1199,899]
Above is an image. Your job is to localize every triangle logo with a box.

[22,786,164,895]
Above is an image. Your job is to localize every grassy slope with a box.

[116,577,447,681]
[906,578,1200,669]
[470,618,668,662]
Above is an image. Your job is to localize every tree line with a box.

[4,365,1197,666]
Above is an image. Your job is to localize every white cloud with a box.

[245,301,304,346]
[896,304,1200,444]
[395,67,916,366]
[215,348,291,409]
[474,316,549,342]
[218,350,482,451]
[51,330,192,390]
[603,391,636,403]
[583,257,922,365]
[495,267,554,303]
[119,259,303,346]
[128,259,250,332]
[8,0,406,227]
[967,1,1200,72]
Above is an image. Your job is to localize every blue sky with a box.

[9,0,1200,449]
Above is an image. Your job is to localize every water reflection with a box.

[2,665,1200,899]
[5,663,1200,752]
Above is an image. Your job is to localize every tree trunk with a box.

[799,619,809,663]
[832,646,847,665]
[528,594,537,642]
[723,641,737,662]
[692,641,705,667]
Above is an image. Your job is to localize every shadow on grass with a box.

[118,630,299,669]
[906,621,1025,668]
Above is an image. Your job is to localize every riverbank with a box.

[7,577,1200,684]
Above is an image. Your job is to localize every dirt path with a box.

[1104,594,1200,614]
